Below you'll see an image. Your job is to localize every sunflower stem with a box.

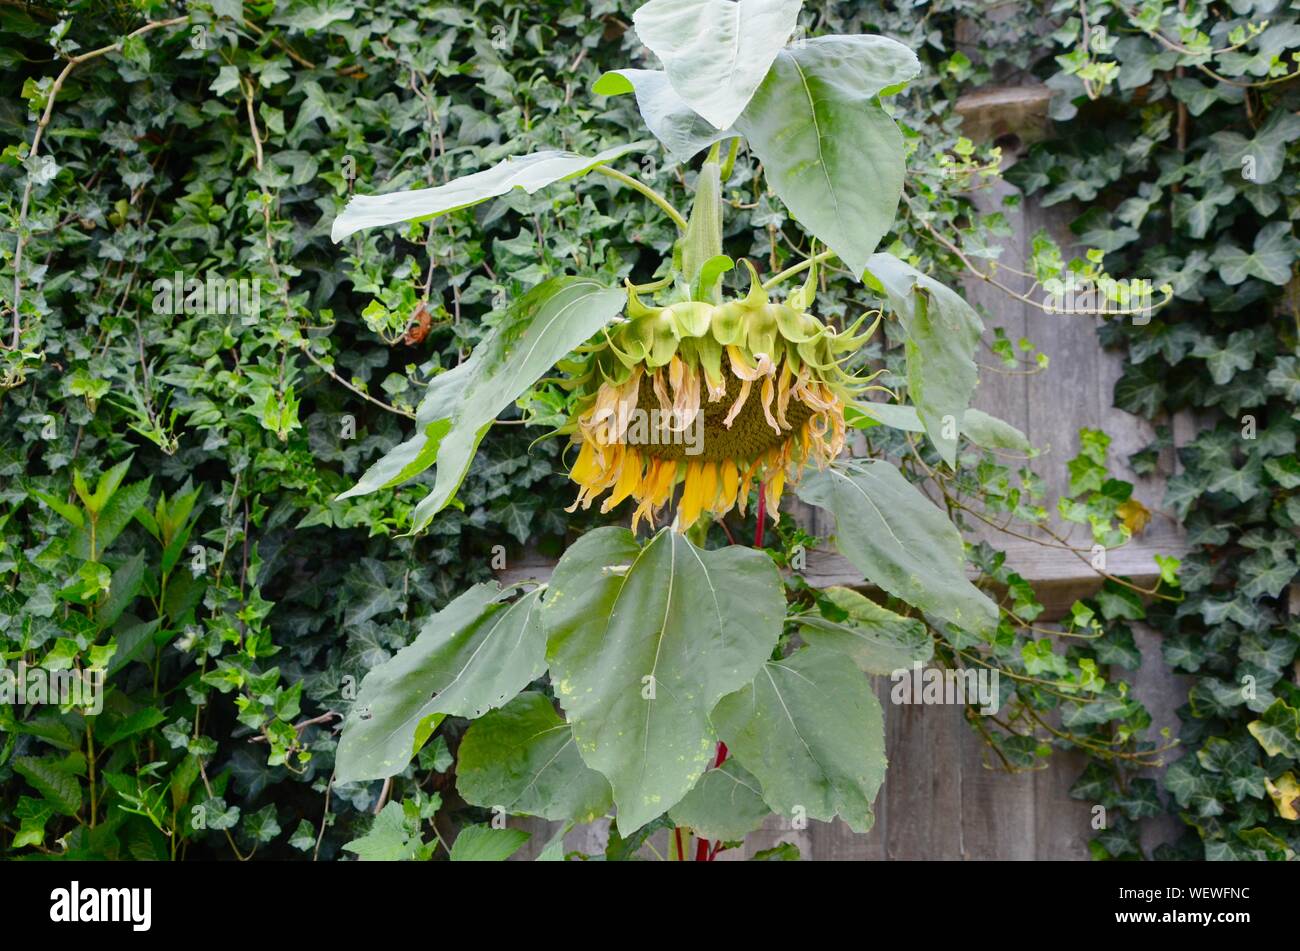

[762,249,839,291]
[592,165,688,232]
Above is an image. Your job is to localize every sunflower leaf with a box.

[795,459,999,636]
[339,278,627,530]
[735,36,920,277]
[335,584,546,784]
[457,691,612,823]
[712,645,886,833]
[593,70,734,164]
[798,585,933,674]
[865,253,984,466]
[542,527,785,834]
[331,142,652,242]
[631,0,803,131]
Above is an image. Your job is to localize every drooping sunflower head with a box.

[558,261,882,532]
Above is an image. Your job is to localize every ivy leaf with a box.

[342,802,419,861]
[1192,330,1256,385]
[1247,699,1300,759]
[737,37,920,278]
[335,584,546,784]
[798,586,933,674]
[795,459,998,636]
[457,692,612,823]
[1171,184,1235,240]
[331,142,651,241]
[1237,551,1297,600]
[668,759,771,841]
[593,70,733,164]
[1211,222,1298,286]
[712,645,886,833]
[542,527,785,834]
[1210,111,1300,186]
[12,756,81,816]
[1265,772,1300,821]
[866,253,983,466]
[631,0,803,130]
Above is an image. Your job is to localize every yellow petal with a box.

[723,378,752,429]
[678,460,705,529]
[760,375,780,434]
[601,449,644,513]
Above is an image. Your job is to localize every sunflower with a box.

[557,261,882,532]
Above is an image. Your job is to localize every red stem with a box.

[754,482,766,548]
[695,734,733,863]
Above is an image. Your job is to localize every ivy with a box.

[1019,0,1300,860]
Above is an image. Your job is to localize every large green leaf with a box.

[542,527,785,834]
[795,459,998,636]
[735,35,920,278]
[593,70,733,164]
[866,253,984,466]
[668,759,770,841]
[712,645,886,833]
[331,142,651,241]
[335,583,546,784]
[798,585,933,674]
[631,0,802,130]
[457,691,612,823]
[341,278,628,531]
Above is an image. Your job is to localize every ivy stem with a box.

[762,249,838,291]
[591,166,688,232]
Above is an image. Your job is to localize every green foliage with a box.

[1014,0,1300,860]
[0,0,1213,862]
